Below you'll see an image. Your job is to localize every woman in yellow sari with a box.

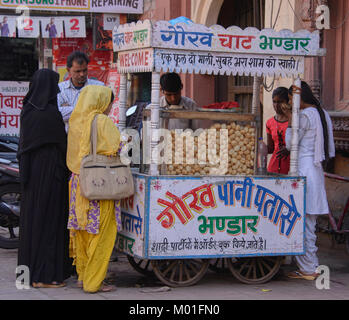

[67,85,121,293]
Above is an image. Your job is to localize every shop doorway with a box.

[0,38,38,81]
[215,0,265,113]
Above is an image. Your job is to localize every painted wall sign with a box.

[0,81,29,136]
[113,19,151,52]
[153,21,321,57]
[155,49,304,77]
[0,0,143,14]
[0,15,16,37]
[64,16,86,38]
[148,176,305,258]
[117,175,146,258]
[91,0,143,14]
[40,17,64,38]
[117,48,154,73]
[0,15,85,38]
[17,16,40,38]
[103,13,120,31]
[113,20,323,57]
[116,173,305,259]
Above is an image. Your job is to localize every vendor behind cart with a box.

[159,72,198,130]
[145,72,198,130]
[146,72,213,131]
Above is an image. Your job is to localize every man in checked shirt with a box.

[57,51,105,132]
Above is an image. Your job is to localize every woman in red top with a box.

[266,87,290,174]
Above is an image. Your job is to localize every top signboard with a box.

[113,20,324,57]
[0,0,143,14]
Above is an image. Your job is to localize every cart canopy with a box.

[113,19,325,77]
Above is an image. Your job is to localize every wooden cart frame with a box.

[112,19,325,286]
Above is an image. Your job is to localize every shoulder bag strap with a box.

[90,115,98,163]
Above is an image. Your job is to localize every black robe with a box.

[17,69,72,284]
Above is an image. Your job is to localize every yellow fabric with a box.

[67,85,121,230]
[75,181,89,230]
[67,85,121,175]
[73,200,117,293]
[66,85,121,292]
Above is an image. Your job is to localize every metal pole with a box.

[118,73,127,132]
[251,76,261,115]
[289,77,301,176]
[150,71,161,175]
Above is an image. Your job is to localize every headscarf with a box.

[67,85,121,174]
[17,68,66,159]
[67,85,121,229]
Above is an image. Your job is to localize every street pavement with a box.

[0,232,348,301]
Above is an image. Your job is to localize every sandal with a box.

[287,270,319,281]
[99,283,116,293]
[32,282,66,288]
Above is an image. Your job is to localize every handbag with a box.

[79,115,134,200]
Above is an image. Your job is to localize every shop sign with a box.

[114,20,323,57]
[91,0,143,14]
[0,15,85,38]
[0,15,16,37]
[154,49,305,78]
[113,19,151,52]
[117,175,305,258]
[147,176,305,258]
[117,48,153,73]
[63,16,86,38]
[0,0,143,14]
[40,17,64,38]
[103,13,119,31]
[0,81,29,136]
[152,21,322,57]
[17,15,40,38]
[118,176,146,258]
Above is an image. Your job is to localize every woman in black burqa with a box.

[17,68,71,288]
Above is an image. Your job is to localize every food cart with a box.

[112,20,325,286]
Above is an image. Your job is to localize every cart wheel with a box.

[208,258,229,273]
[127,256,153,276]
[227,256,283,284]
[151,259,209,287]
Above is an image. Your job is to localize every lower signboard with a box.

[119,174,305,259]
[148,175,305,258]
[0,81,29,136]
[118,175,146,258]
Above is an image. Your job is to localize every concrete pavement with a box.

[0,233,348,300]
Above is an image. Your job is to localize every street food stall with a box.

[112,19,325,286]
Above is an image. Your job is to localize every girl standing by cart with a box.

[266,87,290,174]
[283,81,335,280]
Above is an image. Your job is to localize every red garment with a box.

[266,116,290,174]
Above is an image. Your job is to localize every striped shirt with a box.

[57,78,104,131]
[160,96,198,130]
[145,96,198,130]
